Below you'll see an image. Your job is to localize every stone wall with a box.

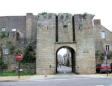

[4,63,36,74]
[36,13,56,74]
[26,13,37,43]
[94,19,112,52]
[58,13,73,42]
[36,13,96,74]
[0,13,37,72]
[74,14,96,74]
[0,13,111,75]
[20,63,36,73]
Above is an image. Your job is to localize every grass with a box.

[0,72,35,76]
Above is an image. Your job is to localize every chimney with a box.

[94,19,101,25]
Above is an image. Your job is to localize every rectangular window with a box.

[3,48,9,55]
[1,28,6,31]
[101,31,106,39]
[106,45,109,52]
[12,28,16,32]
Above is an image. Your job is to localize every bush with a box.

[0,59,7,69]
[100,53,105,60]
[95,50,105,60]
[15,49,22,55]
[21,43,36,63]
[6,41,15,54]
[0,31,9,38]
[95,50,112,60]
[9,45,15,54]
[107,51,112,59]
[0,46,7,69]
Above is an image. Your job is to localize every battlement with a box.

[36,13,94,43]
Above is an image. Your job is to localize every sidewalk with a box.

[27,74,112,81]
[0,74,112,82]
[0,76,32,82]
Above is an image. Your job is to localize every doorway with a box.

[56,46,75,74]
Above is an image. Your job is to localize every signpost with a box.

[16,54,22,78]
[104,51,108,76]
[0,52,1,58]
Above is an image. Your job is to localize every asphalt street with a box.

[0,77,112,86]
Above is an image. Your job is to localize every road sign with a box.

[16,53,22,78]
[16,54,22,61]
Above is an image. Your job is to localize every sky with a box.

[58,48,67,56]
[0,0,112,31]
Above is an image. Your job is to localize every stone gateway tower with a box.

[0,13,112,74]
[36,13,96,74]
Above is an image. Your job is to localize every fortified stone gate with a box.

[0,13,112,73]
[36,13,96,74]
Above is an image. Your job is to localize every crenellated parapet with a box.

[58,13,73,42]
[36,13,94,43]
[37,13,56,30]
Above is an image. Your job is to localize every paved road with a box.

[0,77,112,86]
[57,65,72,74]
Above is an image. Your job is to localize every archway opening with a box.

[56,46,75,74]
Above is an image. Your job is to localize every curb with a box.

[0,80,18,82]
[0,75,112,82]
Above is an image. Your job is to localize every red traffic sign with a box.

[16,54,22,61]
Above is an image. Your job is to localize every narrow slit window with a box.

[56,16,58,42]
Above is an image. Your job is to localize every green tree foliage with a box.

[107,51,112,59]
[0,31,9,38]
[0,46,7,69]
[0,59,7,69]
[21,43,36,63]
[100,53,105,60]
[9,45,15,54]
[15,49,22,55]
[95,50,112,60]
[6,40,15,54]
[95,50,104,60]
[39,12,47,15]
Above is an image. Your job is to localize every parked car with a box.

[96,64,111,73]
[110,63,112,72]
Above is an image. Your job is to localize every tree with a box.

[21,43,36,63]
[107,51,112,59]
[0,46,7,69]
